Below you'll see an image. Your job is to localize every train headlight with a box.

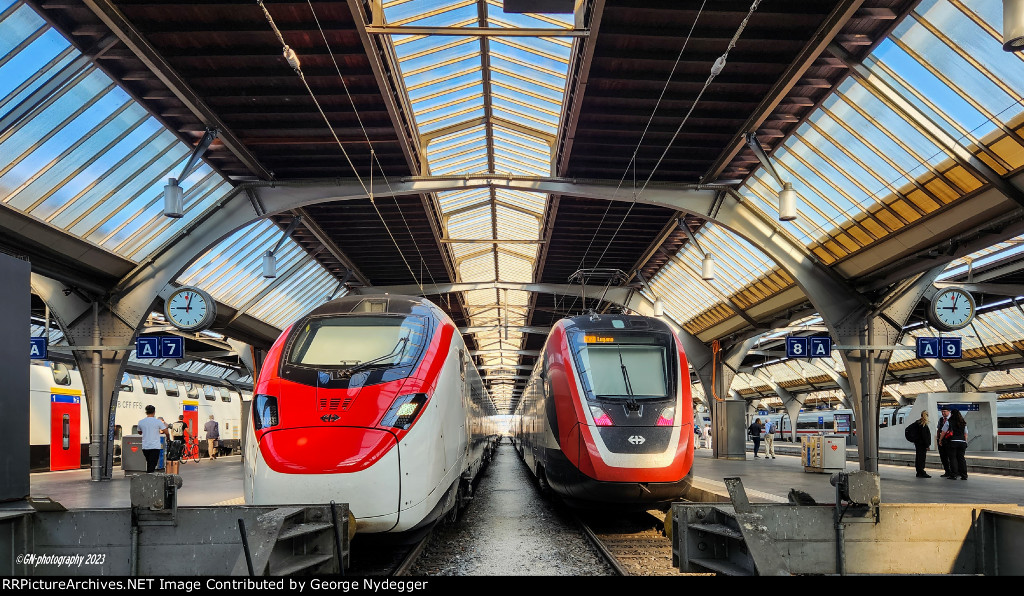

[253,394,279,430]
[590,405,613,427]
[656,406,675,426]
[380,393,428,430]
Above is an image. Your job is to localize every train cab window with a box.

[184,382,199,400]
[203,385,216,401]
[567,328,673,400]
[141,376,158,395]
[163,379,179,397]
[120,374,134,392]
[49,362,72,386]
[219,387,231,402]
[282,313,435,388]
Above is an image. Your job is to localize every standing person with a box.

[204,415,220,461]
[763,418,776,459]
[166,415,190,474]
[701,424,711,449]
[946,410,969,480]
[907,410,932,478]
[936,406,952,478]
[748,418,763,459]
[138,405,170,473]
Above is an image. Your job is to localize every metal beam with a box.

[81,0,271,179]
[366,25,588,36]
[470,349,540,356]
[459,325,550,334]
[703,0,864,182]
[829,42,1024,209]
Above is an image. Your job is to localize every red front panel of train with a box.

[253,318,454,475]
[49,390,82,471]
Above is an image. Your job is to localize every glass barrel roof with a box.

[2,0,337,334]
[649,0,1024,339]
[382,0,573,408]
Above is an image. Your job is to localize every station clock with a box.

[927,287,975,332]
[164,286,217,332]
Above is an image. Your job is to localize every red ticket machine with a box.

[50,389,82,471]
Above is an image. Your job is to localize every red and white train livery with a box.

[244,295,500,535]
[510,314,694,509]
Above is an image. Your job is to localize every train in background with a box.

[509,314,695,510]
[30,359,249,471]
[751,400,1024,450]
[244,295,501,537]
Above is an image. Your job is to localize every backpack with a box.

[904,423,918,443]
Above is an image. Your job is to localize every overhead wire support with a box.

[257,0,433,294]
[304,0,438,296]
[572,0,710,283]
[593,0,762,271]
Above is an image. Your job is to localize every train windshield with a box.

[567,330,673,401]
[286,315,430,371]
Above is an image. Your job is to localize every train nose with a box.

[253,426,402,525]
[259,426,397,474]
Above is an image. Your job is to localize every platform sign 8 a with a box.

[786,337,808,358]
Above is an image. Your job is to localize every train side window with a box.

[164,379,179,397]
[132,425,139,434]
[220,388,231,402]
[184,382,199,400]
[114,425,123,441]
[203,385,216,401]
[49,362,72,386]
[120,373,134,392]
[141,376,158,395]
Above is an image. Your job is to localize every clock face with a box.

[165,288,215,331]
[930,288,975,331]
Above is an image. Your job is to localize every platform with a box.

[689,446,1024,506]
[16,447,1024,512]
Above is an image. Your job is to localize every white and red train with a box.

[509,314,695,509]
[755,401,1024,450]
[243,294,501,536]
[29,360,247,471]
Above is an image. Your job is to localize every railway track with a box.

[345,531,432,576]
[574,509,679,576]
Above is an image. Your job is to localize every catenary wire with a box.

[257,0,427,294]
[564,0,709,316]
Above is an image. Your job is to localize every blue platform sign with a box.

[916,337,940,359]
[136,337,160,359]
[160,336,184,359]
[786,337,808,358]
[809,336,832,358]
[30,337,47,359]
[937,403,979,412]
[940,337,962,359]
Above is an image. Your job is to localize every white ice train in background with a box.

[30,359,250,471]
[745,399,1024,451]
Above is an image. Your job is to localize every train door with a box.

[49,388,82,471]
[182,398,198,443]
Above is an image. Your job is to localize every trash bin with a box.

[802,434,846,473]
[121,435,165,474]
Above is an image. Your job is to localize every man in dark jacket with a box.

[908,410,932,478]
[204,415,220,460]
